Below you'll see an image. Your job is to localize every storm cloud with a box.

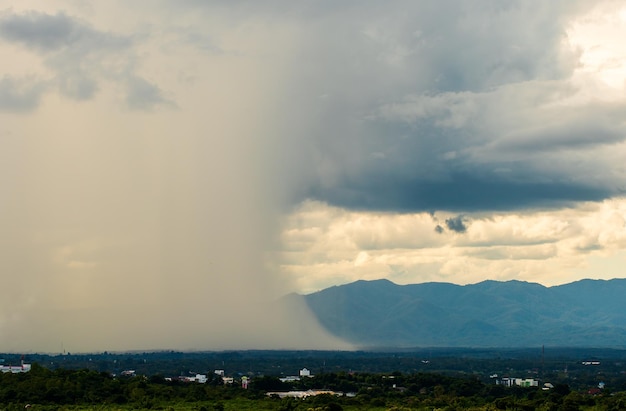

[1,0,626,352]
[445,216,468,233]
[244,0,626,212]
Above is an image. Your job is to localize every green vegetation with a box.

[1,362,625,410]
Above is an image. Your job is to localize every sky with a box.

[1,1,626,352]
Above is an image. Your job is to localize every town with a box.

[1,349,625,410]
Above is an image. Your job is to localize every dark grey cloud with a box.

[0,11,83,51]
[2,2,623,210]
[306,173,612,213]
[445,215,467,233]
[263,1,626,213]
[491,110,626,153]
[125,76,175,110]
[0,10,171,109]
[117,1,626,210]
[0,11,128,52]
[57,71,98,100]
[179,30,224,54]
[0,76,47,112]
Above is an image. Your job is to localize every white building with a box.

[179,374,208,383]
[497,378,538,387]
[266,390,341,399]
[194,374,208,383]
[279,376,300,383]
[1,362,32,373]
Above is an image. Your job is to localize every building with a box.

[280,367,313,382]
[279,376,300,383]
[190,374,208,383]
[196,374,208,383]
[0,361,32,373]
[180,374,207,383]
[266,390,341,399]
[497,377,539,387]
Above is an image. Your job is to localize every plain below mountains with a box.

[291,278,626,348]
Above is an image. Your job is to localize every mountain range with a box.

[292,278,626,348]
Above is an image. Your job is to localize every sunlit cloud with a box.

[280,199,626,293]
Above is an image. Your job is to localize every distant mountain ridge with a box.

[297,278,626,348]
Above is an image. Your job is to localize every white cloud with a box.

[567,1,626,92]
[280,199,626,293]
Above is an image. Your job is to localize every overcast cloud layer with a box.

[1,1,626,352]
